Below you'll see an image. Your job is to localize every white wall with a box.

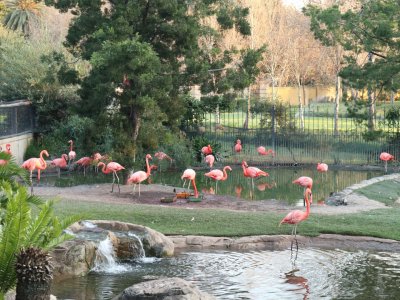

[0,133,33,165]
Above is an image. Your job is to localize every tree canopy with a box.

[44,0,264,155]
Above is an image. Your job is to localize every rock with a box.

[113,277,215,300]
[116,237,144,260]
[51,240,97,282]
[89,221,174,257]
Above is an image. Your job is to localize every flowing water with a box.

[51,248,400,299]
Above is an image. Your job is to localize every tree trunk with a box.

[131,107,141,142]
[244,86,252,129]
[16,282,51,300]
[334,75,341,136]
[368,85,375,132]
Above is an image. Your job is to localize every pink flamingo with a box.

[204,166,232,194]
[76,156,93,176]
[317,163,328,173]
[380,152,394,173]
[293,176,313,207]
[98,161,125,193]
[154,151,172,172]
[205,154,215,169]
[5,144,11,155]
[201,144,213,156]
[21,150,49,194]
[51,154,68,178]
[241,160,269,192]
[0,146,9,166]
[127,154,152,197]
[92,152,105,173]
[257,146,275,156]
[181,168,199,198]
[234,139,242,153]
[279,185,312,252]
[68,140,76,166]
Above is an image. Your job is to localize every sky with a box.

[282,0,305,10]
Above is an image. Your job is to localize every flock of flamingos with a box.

[2,138,392,242]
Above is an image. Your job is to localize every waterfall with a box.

[128,232,146,258]
[93,237,129,273]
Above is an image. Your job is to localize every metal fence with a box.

[0,100,35,138]
[183,102,400,166]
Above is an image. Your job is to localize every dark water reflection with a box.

[151,167,384,204]
[51,248,400,300]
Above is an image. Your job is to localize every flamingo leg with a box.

[133,184,137,196]
[58,168,61,178]
[111,172,115,192]
[84,166,86,177]
[385,161,388,173]
[182,179,187,189]
[138,183,141,197]
[215,181,218,195]
[37,169,41,182]
[115,172,120,193]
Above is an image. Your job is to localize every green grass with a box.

[54,198,400,241]
[355,180,400,206]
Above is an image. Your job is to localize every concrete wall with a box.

[0,133,33,165]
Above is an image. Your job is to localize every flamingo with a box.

[204,166,232,194]
[293,176,313,207]
[76,156,93,176]
[92,152,105,173]
[205,154,215,169]
[181,168,199,198]
[380,152,394,173]
[0,146,9,166]
[257,146,275,156]
[127,154,152,197]
[21,150,49,194]
[317,163,328,173]
[241,161,269,193]
[234,139,242,153]
[279,186,312,252]
[68,140,76,166]
[154,151,172,172]
[98,161,125,193]
[5,144,11,155]
[201,144,213,156]
[51,154,68,178]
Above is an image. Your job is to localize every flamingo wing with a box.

[127,171,148,184]
[205,169,223,180]
[279,210,307,225]
[181,169,196,180]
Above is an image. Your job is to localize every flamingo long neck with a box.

[70,141,73,151]
[241,163,247,176]
[100,163,107,174]
[39,151,47,169]
[222,167,229,180]
[62,154,68,161]
[145,156,151,176]
[191,179,199,198]
[305,188,311,217]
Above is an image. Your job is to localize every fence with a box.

[183,101,400,166]
[0,100,35,138]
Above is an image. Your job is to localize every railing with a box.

[0,100,35,138]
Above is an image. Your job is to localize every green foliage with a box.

[155,132,194,169]
[385,106,400,129]
[251,99,293,130]
[191,136,221,163]
[2,0,42,35]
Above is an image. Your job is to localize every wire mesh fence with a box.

[182,101,400,166]
[0,100,34,138]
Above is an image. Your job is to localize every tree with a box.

[2,0,42,36]
[44,0,263,156]
[304,0,400,134]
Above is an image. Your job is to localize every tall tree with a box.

[304,0,400,134]
[44,0,263,155]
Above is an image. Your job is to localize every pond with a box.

[41,166,386,204]
[51,247,400,299]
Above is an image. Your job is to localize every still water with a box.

[51,248,400,299]
[44,166,385,205]
[149,166,384,204]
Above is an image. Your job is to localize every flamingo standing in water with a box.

[380,152,394,173]
[241,161,269,193]
[317,163,328,180]
[279,185,312,252]
[98,161,125,193]
[181,168,199,198]
[293,176,313,207]
[204,166,232,194]
[257,146,275,156]
[21,150,49,194]
[154,151,172,172]
[76,156,93,176]
[68,140,76,167]
[127,154,152,197]
[51,154,68,178]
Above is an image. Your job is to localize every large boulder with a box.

[51,240,97,282]
[84,220,175,257]
[113,277,215,300]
